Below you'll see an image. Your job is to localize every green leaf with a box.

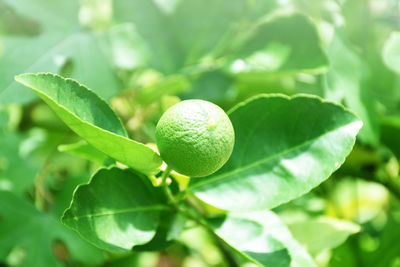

[0,126,64,195]
[259,211,317,267]
[0,130,39,194]
[230,14,329,76]
[62,167,169,252]
[113,0,182,73]
[325,31,379,146]
[15,73,162,174]
[210,211,316,267]
[113,0,279,71]
[190,94,362,211]
[2,0,79,30]
[288,217,360,255]
[0,1,42,35]
[0,0,119,104]
[58,140,108,164]
[133,211,186,252]
[168,0,245,66]
[0,191,105,267]
[103,23,152,70]
[210,214,290,266]
[382,32,400,74]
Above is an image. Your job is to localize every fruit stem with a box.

[161,166,176,204]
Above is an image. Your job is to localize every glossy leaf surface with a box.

[190,94,362,211]
[62,167,168,252]
[211,211,316,267]
[210,214,290,266]
[288,217,360,255]
[16,73,162,174]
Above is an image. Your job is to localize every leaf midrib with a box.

[66,205,169,220]
[17,77,128,141]
[15,74,162,173]
[190,120,360,190]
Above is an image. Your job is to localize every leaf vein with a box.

[68,205,169,220]
[190,121,360,190]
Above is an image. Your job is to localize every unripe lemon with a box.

[155,99,235,177]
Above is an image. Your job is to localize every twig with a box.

[160,166,176,205]
[34,151,54,211]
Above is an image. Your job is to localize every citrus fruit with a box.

[155,99,235,177]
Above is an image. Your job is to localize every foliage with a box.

[1,0,400,266]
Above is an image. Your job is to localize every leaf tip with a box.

[14,73,26,83]
[14,72,38,86]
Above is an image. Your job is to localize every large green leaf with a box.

[210,214,290,266]
[288,217,360,256]
[230,14,329,76]
[0,191,105,267]
[62,167,169,252]
[0,0,119,104]
[210,211,316,267]
[113,0,279,72]
[16,73,162,174]
[170,0,279,65]
[325,31,379,146]
[190,94,362,211]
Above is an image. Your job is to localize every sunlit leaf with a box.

[58,140,108,164]
[210,211,316,267]
[62,167,169,252]
[190,94,362,211]
[325,31,379,146]
[288,217,360,255]
[16,73,163,174]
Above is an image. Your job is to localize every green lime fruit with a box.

[155,99,235,177]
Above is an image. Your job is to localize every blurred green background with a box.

[1,0,400,266]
